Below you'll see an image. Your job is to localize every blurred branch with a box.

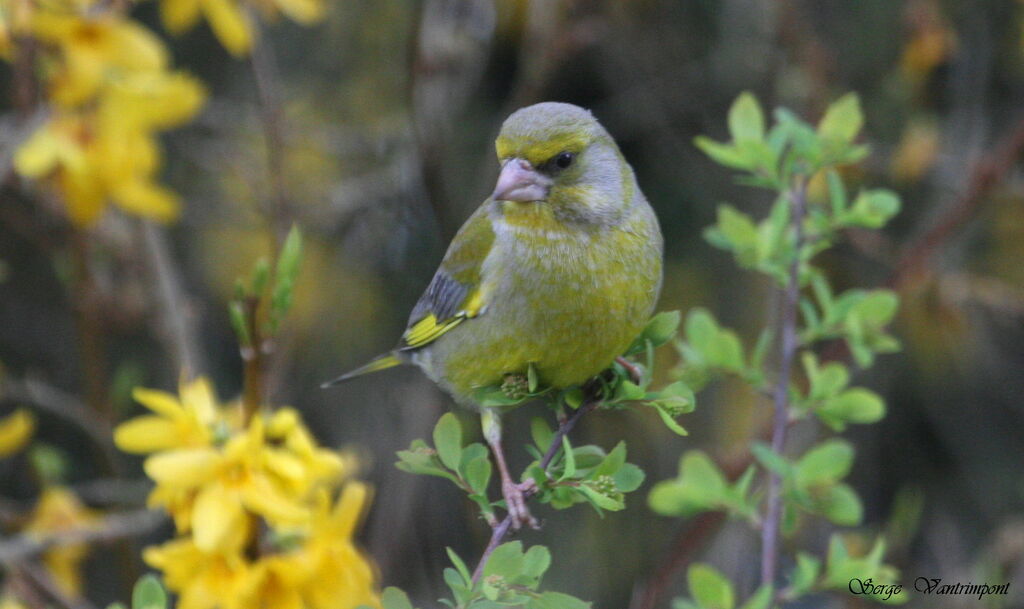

[762,178,808,587]
[11,562,98,609]
[470,394,598,584]
[2,373,119,470]
[0,508,164,565]
[248,17,291,247]
[139,221,203,379]
[892,115,1024,289]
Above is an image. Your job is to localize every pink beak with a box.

[492,158,552,202]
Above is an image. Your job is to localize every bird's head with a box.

[492,102,635,226]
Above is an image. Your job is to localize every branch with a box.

[470,398,599,584]
[761,177,808,587]
[0,508,165,565]
[139,221,204,379]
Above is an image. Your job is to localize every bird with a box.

[324,102,663,529]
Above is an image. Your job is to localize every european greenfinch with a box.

[326,102,663,528]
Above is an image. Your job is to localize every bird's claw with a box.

[503,479,539,530]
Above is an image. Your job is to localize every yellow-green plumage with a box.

[327,102,663,406]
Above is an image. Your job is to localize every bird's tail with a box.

[321,352,403,388]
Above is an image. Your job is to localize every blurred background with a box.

[2,0,1024,607]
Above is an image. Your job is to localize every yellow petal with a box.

[51,47,105,107]
[201,0,253,56]
[14,125,62,178]
[132,387,185,418]
[331,482,369,539]
[192,484,245,552]
[113,180,181,224]
[240,477,308,526]
[0,409,35,457]
[59,165,107,227]
[179,377,219,425]
[262,448,307,485]
[114,416,185,454]
[272,0,323,25]
[161,0,203,34]
[109,20,168,72]
[144,448,220,487]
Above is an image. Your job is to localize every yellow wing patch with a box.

[402,290,486,350]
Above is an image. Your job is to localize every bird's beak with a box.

[492,158,552,202]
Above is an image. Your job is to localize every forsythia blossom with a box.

[115,378,380,609]
[158,0,324,57]
[8,4,204,226]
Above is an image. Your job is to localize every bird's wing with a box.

[400,204,495,351]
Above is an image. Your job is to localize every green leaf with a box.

[821,483,864,526]
[648,452,726,516]
[614,463,646,493]
[380,587,416,609]
[818,388,885,430]
[593,441,627,477]
[853,290,899,326]
[688,563,735,609]
[846,190,901,228]
[751,443,792,479]
[579,484,624,511]
[446,547,472,586]
[463,454,491,495]
[527,362,539,393]
[530,592,592,609]
[818,93,863,143]
[729,92,765,143]
[695,137,751,170]
[653,403,690,436]
[559,436,576,480]
[789,552,821,597]
[433,413,463,471]
[642,310,682,348]
[530,418,554,453]
[228,301,251,347]
[795,439,854,488]
[483,541,524,579]
[521,545,552,580]
[738,585,773,609]
[250,256,270,295]
[132,575,167,609]
[276,225,304,286]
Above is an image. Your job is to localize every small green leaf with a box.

[522,545,552,580]
[579,484,624,511]
[530,418,554,453]
[695,137,750,170]
[228,301,251,347]
[530,591,592,609]
[729,92,765,143]
[614,463,646,493]
[821,483,864,526]
[643,310,682,347]
[593,442,627,477]
[560,436,577,480]
[688,563,735,609]
[132,575,167,609]
[738,585,773,609]
[433,413,463,471]
[250,257,270,295]
[818,93,863,143]
[847,190,901,228]
[463,455,491,495]
[789,552,821,597]
[527,362,539,393]
[818,388,885,430]
[483,542,525,578]
[446,547,471,586]
[380,587,416,609]
[751,443,792,479]
[796,439,854,488]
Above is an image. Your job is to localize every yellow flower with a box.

[144,416,317,551]
[0,408,35,457]
[0,595,30,609]
[23,487,98,598]
[14,67,205,226]
[144,538,253,609]
[115,377,220,454]
[31,12,167,107]
[158,0,324,57]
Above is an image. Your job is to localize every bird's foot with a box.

[503,479,539,530]
[615,356,643,385]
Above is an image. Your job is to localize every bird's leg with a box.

[481,408,538,530]
[615,356,643,384]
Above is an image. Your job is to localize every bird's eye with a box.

[554,152,575,170]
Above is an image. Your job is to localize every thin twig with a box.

[0,508,165,564]
[470,398,599,585]
[139,221,204,379]
[761,177,808,587]
[15,562,98,609]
